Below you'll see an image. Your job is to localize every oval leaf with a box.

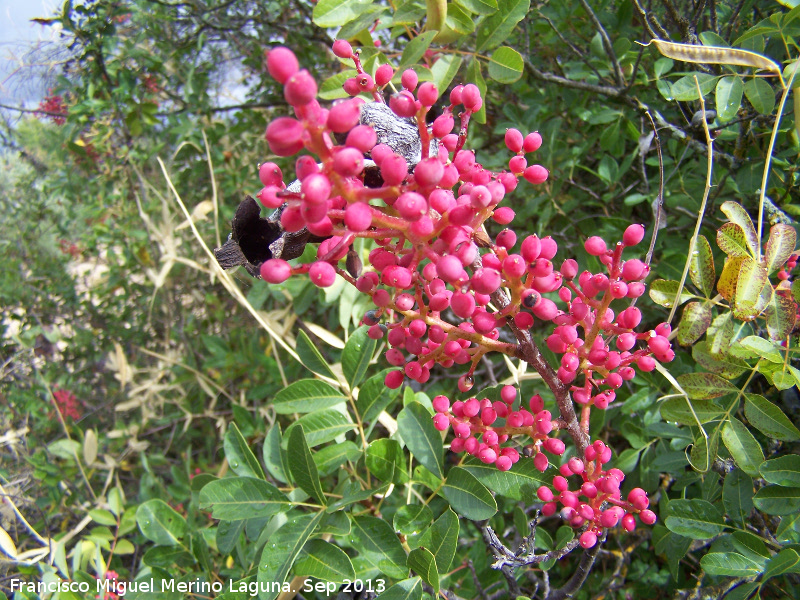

[136,500,188,546]
[273,379,347,414]
[676,372,738,399]
[715,76,744,122]
[397,402,443,479]
[476,0,530,52]
[664,499,725,539]
[717,223,751,258]
[753,485,800,515]
[367,439,409,484]
[721,201,759,255]
[342,326,377,388]
[692,341,748,378]
[744,77,776,114]
[407,547,439,593]
[288,425,327,505]
[760,455,800,487]
[224,422,265,480]
[199,477,291,520]
[649,279,696,308]
[721,418,764,477]
[488,46,524,83]
[296,330,338,379]
[661,397,724,424]
[259,511,325,600]
[744,393,800,441]
[677,301,713,345]
[690,234,716,297]
[442,466,497,520]
[700,552,764,576]
[375,577,423,600]
[283,409,355,449]
[764,223,797,275]
[295,539,355,583]
[351,515,409,580]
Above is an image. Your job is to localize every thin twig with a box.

[576,0,625,86]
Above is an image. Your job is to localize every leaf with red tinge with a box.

[677,301,713,345]
[765,292,797,340]
[689,235,716,297]
[717,223,751,257]
[717,256,745,302]
[733,257,770,319]
[721,201,759,256]
[676,372,739,399]
[692,341,748,378]
[707,312,735,355]
[764,223,797,275]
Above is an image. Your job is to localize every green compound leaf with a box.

[648,279,696,308]
[431,54,463,95]
[753,485,800,515]
[715,75,744,122]
[691,341,748,378]
[407,547,439,593]
[296,329,338,380]
[263,424,289,483]
[730,336,783,362]
[461,457,547,501]
[721,201,759,256]
[283,409,355,449]
[665,499,725,539]
[744,77,776,114]
[745,393,800,441]
[689,234,716,297]
[351,515,409,580]
[488,46,524,83]
[760,455,800,487]
[295,539,355,584]
[374,577,423,600]
[416,508,459,573]
[136,500,188,546]
[342,326,377,389]
[397,402,443,479]
[366,439,409,484]
[312,0,373,27]
[442,467,497,520]
[700,552,764,576]
[258,511,324,600]
[198,477,291,521]
[723,469,754,526]
[721,418,764,477]
[273,379,347,414]
[764,223,797,275]
[397,30,438,72]
[661,397,724,424]
[676,372,738,399]
[224,422,265,480]
[394,504,433,535]
[677,301,713,345]
[671,73,719,100]
[476,0,530,52]
[287,425,327,505]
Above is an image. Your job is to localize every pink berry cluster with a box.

[432,386,566,472]
[38,91,68,125]
[544,230,675,412]
[535,440,657,548]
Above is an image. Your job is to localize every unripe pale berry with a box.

[266,47,299,84]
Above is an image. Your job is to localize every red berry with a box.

[390,91,417,118]
[328,98,362,133]
[523,132,543,152]
[505,128,523,152]
[461,84,481,111]
[523,165,548,185]
[623,223,645,246]
[347,125,377,152]
[375,64,394,86]
[309,261,336,287]
[260,259,291,283]
[284,69,317,106]
[584,236,607,256]
[432,113,454,138]
[265,117,304,156]
[418,81,438,106]
[385,370,404,388]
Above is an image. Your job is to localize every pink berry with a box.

[621,514,636,532]
[380,154,408,186]
[537,486,554,502]
[396,191,428,221]
[623,224,645,246]
[328,98,362,133]
[417,81,438,106]
[479,447,497,464]
[257,186,283,209]
[258,162,283,187]
[523,165,548,185]
[284,69,317,106]
[333,147,365,177]
[505,128,523,153]
[260,259,291,283]
[496,456,512,471]
[433,413,449,431]
[584,236,608,256]
[579,531,597,549]
[375,64,394,86]
[266,47,299,84]
[500,385,516,403]
[523,132,543,153]
[493,206,515,225]
[432,113,454,138]
[461,84,481,111]
[390,91,417,118]
[332,39,353,59]
[301,173,331,205]
[414,158,444,187]
[385,370,404,389]
[401,69,418,91]
[640,509,657,525]
[309,261,337,287]
[265,117,304,156]
[449,85,464,105]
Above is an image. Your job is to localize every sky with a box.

[0,0,59,107]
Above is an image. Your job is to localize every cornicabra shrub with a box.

[249,43,675,543]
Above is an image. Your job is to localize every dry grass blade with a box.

[644,40,785,87]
